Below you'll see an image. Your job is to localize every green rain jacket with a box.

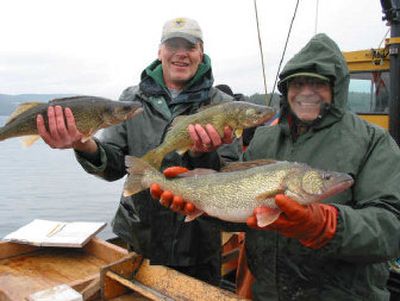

[75,55,241,284]
[243,34,400,300]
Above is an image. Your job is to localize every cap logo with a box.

[173,18,186,28]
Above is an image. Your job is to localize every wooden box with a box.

[0,237,128,301]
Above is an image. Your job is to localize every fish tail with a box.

[141,149,163,170]
[123,155,160,197]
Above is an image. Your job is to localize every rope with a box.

[378,28,390,48]
[269,0,301,106]
[253,0,268,104]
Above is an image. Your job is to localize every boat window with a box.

[347,71,390,114]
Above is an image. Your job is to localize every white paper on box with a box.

[27,284,83,301]
[3,219,106,248]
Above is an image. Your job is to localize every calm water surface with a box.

[0,116,124,240]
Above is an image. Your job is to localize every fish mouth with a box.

[319,177,354,200]
[254,110,277,125]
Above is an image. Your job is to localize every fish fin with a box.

[256,207,282,227]
[170,115,188,128]
[221,159,278,172]
[195,101,230,113]
[255,189,285,201]
[234,128,243,138]
[6,102,43,125]
[184,210,205,222]
[21,135,40,147]
[176,147,189,155]
[49,95,103,104]
[123,156,159,197]
[80,135,93,143]
[141,149,163,170]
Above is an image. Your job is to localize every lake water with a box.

[0,116,124,240]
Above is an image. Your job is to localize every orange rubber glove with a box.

[247,194,338,249]
[149,166,196,215]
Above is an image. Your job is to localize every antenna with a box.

[253,0,268,105]
[269,0,300,106]
[314,0,319,34]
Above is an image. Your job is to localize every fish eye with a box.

[323,173,332,181]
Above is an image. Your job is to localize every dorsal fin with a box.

[6,102,43,125]
[49,95,97,104]
[221,159,277,172]
[196,100,230,113]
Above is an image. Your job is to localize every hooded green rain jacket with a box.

[75,55,241,285]
[243,34,400,300]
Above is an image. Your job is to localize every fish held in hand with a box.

[141,101,276,169]
[0,96,143,146]
[123,157,354,226]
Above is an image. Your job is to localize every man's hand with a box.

[150,166,197,215]
[188,124,233,155]
[247,194,338,249]
[37,105,97,153]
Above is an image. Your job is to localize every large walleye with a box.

[0,96,143,146]
[123,157,354,226]
[141,101,276,169]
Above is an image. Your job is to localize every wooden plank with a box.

[84,237,128,263]
[0,241,39,260]
[105,271,173,301]
[135,260,246,301]
[101,253,248,301]
[101,253,144,300]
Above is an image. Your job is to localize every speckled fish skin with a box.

[0,96,143,145]
[141,101,276,169]
[124,157,354,224]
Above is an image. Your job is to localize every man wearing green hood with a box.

[152,33,400,300]
[241,33,400,300]
[36,17,240,285]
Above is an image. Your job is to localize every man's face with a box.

[158,38,204,90]
[287,76,332,122]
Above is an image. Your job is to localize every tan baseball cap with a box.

[161,17,203,44]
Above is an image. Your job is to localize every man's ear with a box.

[158,47,162,61]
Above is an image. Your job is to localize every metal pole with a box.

[382,0,400,144]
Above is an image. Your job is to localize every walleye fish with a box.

[0,96,143,146]
[141,101,276,169]
[124,157,354,227]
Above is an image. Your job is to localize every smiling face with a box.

[158,38,204,90]
[287,76,332,121]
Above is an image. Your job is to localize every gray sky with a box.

[0,0,388,99]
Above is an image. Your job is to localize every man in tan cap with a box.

[36,17,240,285]
[150,33,400,300]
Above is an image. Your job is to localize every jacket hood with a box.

[278,33,350,125]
